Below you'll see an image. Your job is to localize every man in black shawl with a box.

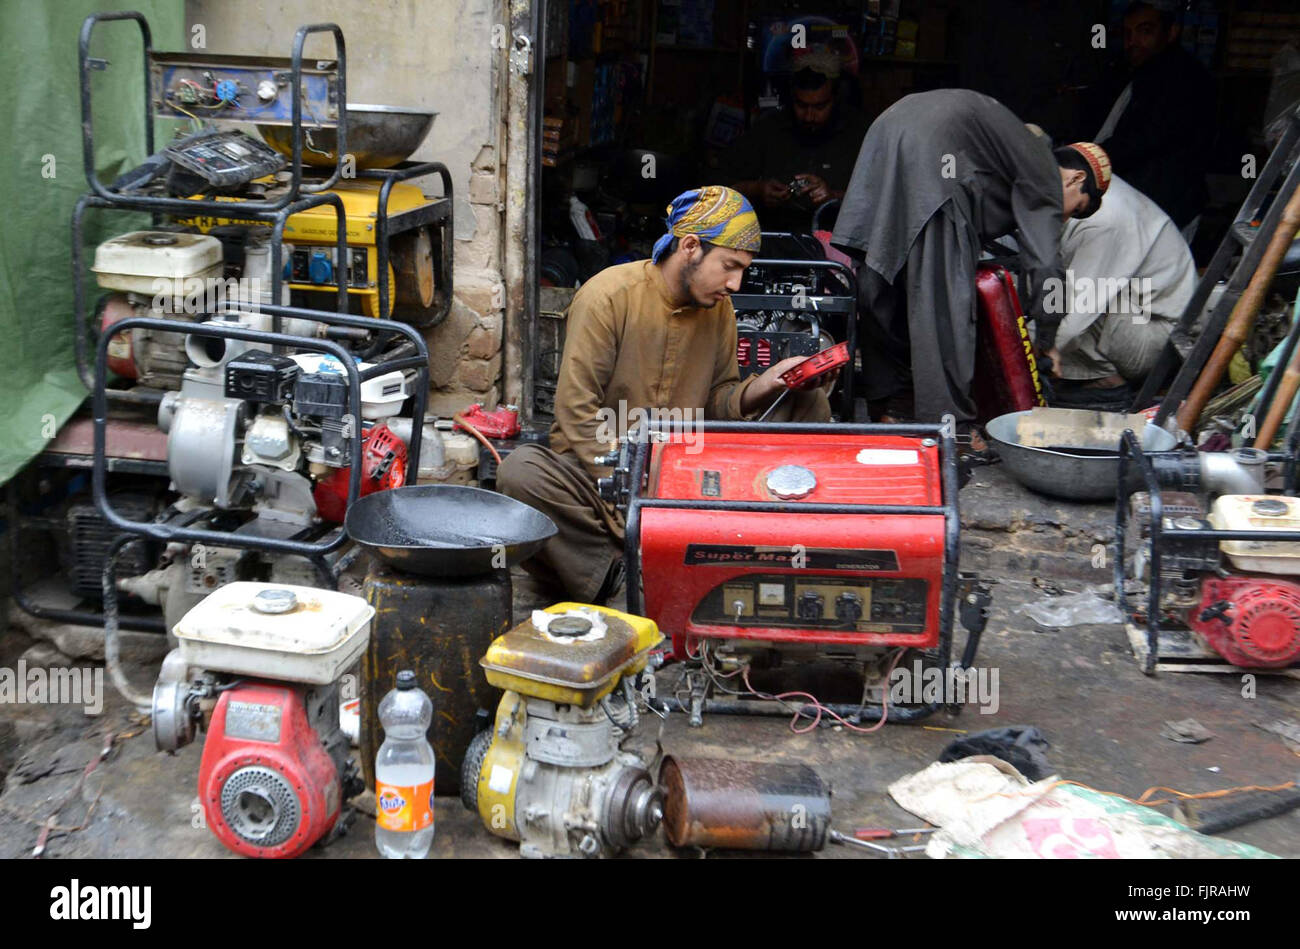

[1095,1,1215,237]
[831,89,1110,439]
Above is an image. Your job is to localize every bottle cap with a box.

[396,670,417,690]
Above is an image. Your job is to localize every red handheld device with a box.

[780,341,850,390]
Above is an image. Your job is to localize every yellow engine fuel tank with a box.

[480,603,663,708]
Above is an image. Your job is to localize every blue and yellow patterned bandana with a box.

[651,186,762,263]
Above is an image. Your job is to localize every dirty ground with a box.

[2,466,1298,859]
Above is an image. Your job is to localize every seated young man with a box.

[498,186,831,604]
[1045,173,1196,407]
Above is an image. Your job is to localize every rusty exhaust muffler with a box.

[659,755,832,852]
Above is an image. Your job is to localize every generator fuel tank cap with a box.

[548,615,593,638]
[252,588,298,614]
[1252,499,1290,517]
[766,465,817,500]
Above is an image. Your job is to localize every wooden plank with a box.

[1126,623,1300,677]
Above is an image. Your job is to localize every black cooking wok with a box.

[344,485,557,578]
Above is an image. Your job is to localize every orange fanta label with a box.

[375,779,435,832]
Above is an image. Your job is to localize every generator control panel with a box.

[287,246,370,288]
[150,53,340,126]
[691,574,929,634]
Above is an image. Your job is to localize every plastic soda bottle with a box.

[374,670,436,858]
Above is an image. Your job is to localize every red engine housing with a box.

[973,264,1046,423]
[313,422,407,523]
[99,294,139,379]
[1190,575,1300,669]
[637,431,947,658]
[198,682,342,859]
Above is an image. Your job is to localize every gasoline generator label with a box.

[684,545,900,572]
[376,780,435,832]
[224,701,282,743]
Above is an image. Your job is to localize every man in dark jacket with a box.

[1096,1,1215,235]
[831,89,1110,432]
[723,48,871,233]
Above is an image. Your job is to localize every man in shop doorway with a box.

[722,47,871,234]
[1095,0,1215,240]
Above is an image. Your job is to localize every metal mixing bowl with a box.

[256,104,436,169]
[985,409,1179,501]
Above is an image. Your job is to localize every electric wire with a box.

[689,638,907,734]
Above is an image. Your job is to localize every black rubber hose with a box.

[101,536,156,710]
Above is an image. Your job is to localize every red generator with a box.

[599,421,989,724]
[973,264,1046,424]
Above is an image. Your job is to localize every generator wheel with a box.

[460,728,492,813]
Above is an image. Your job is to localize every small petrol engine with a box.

[152,582,373,857]
[1194,496,1300,668]
[1127,491,1300,669]
[462,604,664,858]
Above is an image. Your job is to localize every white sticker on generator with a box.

[856,449,919,466]
[488,765,514,794]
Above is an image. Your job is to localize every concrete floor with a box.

[2,465,1298,859]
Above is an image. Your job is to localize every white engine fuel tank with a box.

[172,582,373,684]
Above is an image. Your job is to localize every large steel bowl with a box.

[986,410,1178,501]
[256,104,436,169]
[344,485,556,578]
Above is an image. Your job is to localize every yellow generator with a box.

[185,175,451,327]
[462,603,665,858]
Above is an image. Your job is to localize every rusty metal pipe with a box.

[1177,185,1300,433]
[1255,344,1300,450]
[659,755,832,852]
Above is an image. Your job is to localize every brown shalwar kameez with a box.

[498,259,829,602]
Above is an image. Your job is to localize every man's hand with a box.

[1039,347,1063,378]
[760,178,791,207]
[794,174,831,205]
[740,354,836,415]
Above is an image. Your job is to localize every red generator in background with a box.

[973,264,1046,424]
[599,421,990,724]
